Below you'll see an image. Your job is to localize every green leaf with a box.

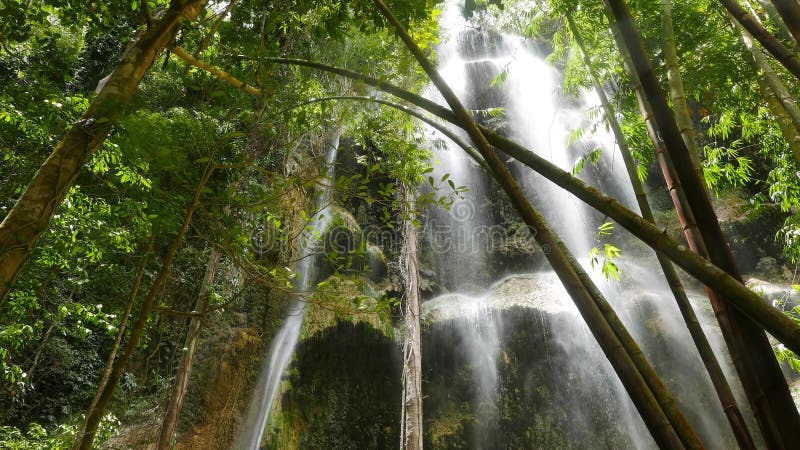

[490,67,509,88]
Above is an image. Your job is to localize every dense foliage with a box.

[2,0,800,447]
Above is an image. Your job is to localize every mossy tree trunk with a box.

[0,0,207,303]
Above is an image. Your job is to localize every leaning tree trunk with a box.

[720,0,800,80]
[604,1,800,448]
[567,11,757,449]
[0,0,206,303]
[371,1,702,447]
[771,0,800,44]
[399,183,423,450]
[252,53,800,352]
[230,54,800,352]
[73,165,217,450]
[180,41,800,352]
[156,248,221,450]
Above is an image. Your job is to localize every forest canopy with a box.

[2,0,800,449]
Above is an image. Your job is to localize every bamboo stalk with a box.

[735,11,800,165]
[757,0,799,46]
[771,0,800,43]
[567,11,757,449]
[720,0,800,80]
[660,0,706,191]
[604,1,800,447]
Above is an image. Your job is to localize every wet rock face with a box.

[268,322,402,449]
[270,308,639,449]
[755,256,781,278]
[422,307,640,449]
[269,272,739,449]
[719,204,789,273]
[457,29,509,60]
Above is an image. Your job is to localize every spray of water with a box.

[421,0,740,446]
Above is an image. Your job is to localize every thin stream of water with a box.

[235,133,340,450]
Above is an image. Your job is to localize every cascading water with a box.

[235,133,340,450]
[420,1,747,447]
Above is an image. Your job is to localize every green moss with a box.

[300,275,394,340]
[266,322,400,449]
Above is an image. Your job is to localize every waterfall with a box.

[235,132,340,450]
[420,1,743,447]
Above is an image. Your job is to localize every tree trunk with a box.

[661,0,706,188]
[72,241,152,448]
[73,165,216,450]
[771,0,800,44]
[604,1,800,448]
[156,248,221,450]
[399,184,423,450]
[720,0,800,80]
[568,11,757,449]
[371,1,699,447]
[0,0,206,303]
[246,56,800,353]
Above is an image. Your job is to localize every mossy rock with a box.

[266,322,401,450]
[300,275,394,340]
[720,203,789,273]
